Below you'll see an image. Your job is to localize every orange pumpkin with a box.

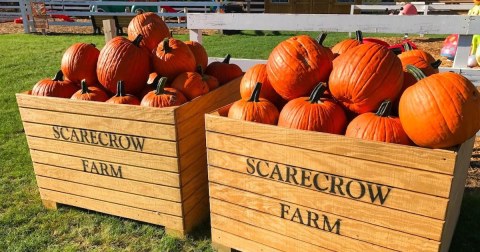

[398,43,441,90]
[106,80,141,105]
[171,69,210,100]
[71,79,109,102]
[228,83,279,125]
[240,64,283,108]
[141,77,187,108]
[61,43,100,86]
[399,65,480,148]
[127,12,170,51]
[205,54,243,85]
[331,30,363,58]
[152,38,196,81]
[185,41,209,71]
[31,70,78,98]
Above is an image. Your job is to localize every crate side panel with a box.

[212,228,281,252]
[183,194,210,233]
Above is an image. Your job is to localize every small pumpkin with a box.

[139,74,162,98]
[141,77,187,108]
[399,65,480,148]
[240,64,283,107]
[228,82,279,125]
[205,54,243,86]
[345,100,411,145]
[31,70,78,98]
[185,41,209,71]
[331,30,363,58]
[127,12,170,51]
[278,83,347,134]
[398,43,441,89]
[197,66,219,91]
[71,79,109,102]
[61,43,100,86]
[106,80,141,105]
[152,37,196,81]
[171,67,210,101]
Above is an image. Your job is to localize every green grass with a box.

[0,31,478,251]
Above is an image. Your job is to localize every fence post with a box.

[453,35,473,69]
[190,29,202,44]
[103,19,116,43]
[19,0,30,33]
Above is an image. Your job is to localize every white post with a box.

[25,0,35,33]
[181,7,187,24]
[349,5,355,37]
[103,19,117,43]
[453,34,473,69]
[19,0,30,33]
[160,8,165,21]
[423,4,428,15]
[190,29,202,44]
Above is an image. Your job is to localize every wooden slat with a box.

[180,154,206,187]
[34,163,181,202]
[183,194,210,233]
[208,166,444,240]
[39,188,184,231]
[205,115,457,174]
[207,147,452,198]
[30,150,180,187]
[19,107,177,141]
[177,123,206,156]
[36,176,182,216]
[212,228,279,252]
[183,184,208,214]
[181,163,208,200]
[210,183,440,251]
[16,93,176,124]
[27,136,179,172]
[178,143,206,173]
[23,122,178,157]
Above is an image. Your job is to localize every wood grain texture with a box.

[183,194,210,233]
[42,199,58,210]
[211,229,278,252]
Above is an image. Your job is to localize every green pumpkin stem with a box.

[431,59,442,69]
[132,34,143,48]
[80,80,90,94]
[355,30,363,43]
[403,42,414,51]
[406,65,427,81]
[162,38,171,53]
[53,70,64,81]
[308,83,327,104]
[317,33,327,45]
[248,82,262,102]
[116,80,126,97]
[375,100,393,117]
[222,54,231,64]
[155,77,168,95]
[196,65,204,75]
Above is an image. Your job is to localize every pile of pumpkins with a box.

[31,12,243,108]
[227,31,480,149]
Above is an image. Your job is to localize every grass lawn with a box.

[1,31,479,251]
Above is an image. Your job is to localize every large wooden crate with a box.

[205,112,474,252]
[16,78,240,237]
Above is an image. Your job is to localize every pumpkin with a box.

[331,30,363,58]
[171,68,210,100]
[329,43,404,114]
[141,77,187,108]
[127,12,170,51]
[61,43,100,86]
[205,54,243,86]
[140,73,162,98]
[316,33,335,61]
[71,79,109,102]
[152,37,196,81]
[97,35,150,95]
[196,66,219,91]
[266,35,333,100]
[185,40,209,71]
[106,80,141,105]
[398,43,441,89]
[240,64,283,107]
[228,83,279,125]
[31,70,78,98]
[278,83,347,134]
[399,65,480,148]
[345,100,411,145]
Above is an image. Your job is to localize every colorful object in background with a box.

[468,4,480,15]
[399,3,418,15]
[388,39,418,55]
[440,34,458,60]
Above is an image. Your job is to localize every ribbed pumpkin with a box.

[185,40,209,71]
[398,43,441,89]
[97,35,150,95]
[329,43,404,114]
[278,83,347,134]
[152,37,196,81]
[61,43,100,86]
[31,70,78,98]
[171,68,210,100]
[205,54,243,85]
[240,64,283,108]
[266,35,333,100]
[127,12,170,51]
[106,80,140,105]
[228,83,279,125]
[331,30,363,58]
[196,66,219,91]
[141,77,187,108]
[399,65,480,148]
[140,73,161,98]
[345,100,411,145]
[71,79,109,102]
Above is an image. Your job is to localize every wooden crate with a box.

[16,77,241,237]
[205,112,474,252]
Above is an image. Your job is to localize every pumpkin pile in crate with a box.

[17,12,243,236]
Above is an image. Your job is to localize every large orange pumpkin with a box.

[398,43,441,90]
[106,80,141,105]
[152,38,196,81]
[345,100,411,145]
[61,43,100,86]
[278,83,347,134]
[240,64,283,107]
[141,77,187,108]
[171,70,210,101]
[185,40,209,71]
[331,30,363,58]
[31,70,78,98]
[329,43,404,114]
[399,65,480,148]
[97,35,150,95]
[266,35,333,100]
[71,79,109,102]
[127,12,170,51]
[205,54,243,85]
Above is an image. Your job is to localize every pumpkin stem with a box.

[308,83,327,104]
[375,100,393,117]
[355,30,363,43]
[53,70,64,81]
[431,59,442,69]
[248,82,262,102]
[406,65,427,81]
[196,65,204,75]
[116,80,126,97]
[162,38,172,53]
[132,34,143,48]
[90,43,96,48]
[80,79,90,94]
[155,77,168,95]
[403,42,414,51]
[222,54,231,64]
[316,33,327,45]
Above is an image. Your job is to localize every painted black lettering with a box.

[323,216,341,235]
[256,161,270,177]
[291,207,305,225]
[70,129,80,142]
[285,166,299,185]
[118,136,131,150]
[109,133,120,148]
[330,176,345,196]
[313,173,329,191]
[89,130,99,145]
[269,164,284,181]
[307,210,321,229]
[98,132,109,146]
[346,180,366,199]
[100,162,109,176]
[52,126,60,139]
[130,136,145,151]
[280,203,290,219]
[79,129,89,143]
[82,159,89,172]
[110,165,123,178]
[90,161,99,174]
[367,183,392,205]
[246,158,256,174]
[301,169,312,187]
[59,127,69,140]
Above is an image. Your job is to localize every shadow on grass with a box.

[450,188,480,251]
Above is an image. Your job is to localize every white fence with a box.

[351,2,474,15]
